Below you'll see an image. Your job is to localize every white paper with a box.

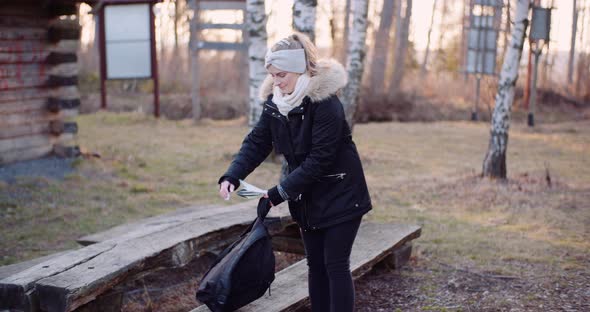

[237,179,268,199]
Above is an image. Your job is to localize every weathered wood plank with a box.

[0,27,47,40]
[0,85,79,103]
[0,98,46,114]
[192,222,422,312]
[0,244,116,312]
[0,109,53,127]
[0,74,48,90]
[0,251,72,280]
[0,123,50,140]
[0,15,49,28]
[0,51,50,64]
[35,203,293,312]
[0,40,45,53]
[76,201,258,246]
[0,133,74,153]
[47,97,80,112]
[45,52,77,65]
[0,40,78,54]
[0,51,78,66]
[49,121,78,135]
[0,108,77,128]
[0,62,77,79]
[0,73,76,90]
[48,25,80,42]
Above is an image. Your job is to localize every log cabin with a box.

[0,0,88,164]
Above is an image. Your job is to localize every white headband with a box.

[264,48,306,74]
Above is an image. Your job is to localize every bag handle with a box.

[257,197,272,220]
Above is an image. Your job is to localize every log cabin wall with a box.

[0,0,84,165]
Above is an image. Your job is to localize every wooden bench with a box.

[0,200,293,312]
[191,222,421,312]
[0,201,421,312]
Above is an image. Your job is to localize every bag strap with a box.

[257,197,272,220]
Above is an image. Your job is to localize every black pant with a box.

[300,217,362,312]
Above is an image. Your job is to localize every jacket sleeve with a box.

[273,96,346,204]
[218,108,274,186]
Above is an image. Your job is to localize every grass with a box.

[1,112,589,288]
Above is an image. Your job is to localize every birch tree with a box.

[568,0,579,84]
[341,0,369,129]
[246,0,268,127]
[482,0,530,178]
[293,0,317,42]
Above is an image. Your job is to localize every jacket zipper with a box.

[266,103,312,230]
[322,173,347,180]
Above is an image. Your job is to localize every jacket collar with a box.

[259,59,348,103]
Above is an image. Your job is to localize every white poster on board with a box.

[105,4,152,79]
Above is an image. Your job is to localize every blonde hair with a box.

[270,32,318,77]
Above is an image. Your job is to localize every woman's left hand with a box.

[263,193,274,206]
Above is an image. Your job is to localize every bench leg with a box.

[381,242,413,271]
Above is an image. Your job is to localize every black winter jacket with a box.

[219,59,371,230]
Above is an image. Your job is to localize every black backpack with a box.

[196,198,275,311]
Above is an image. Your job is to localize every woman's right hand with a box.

[219,180,235,200]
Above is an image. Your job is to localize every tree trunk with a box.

[568,0,579,85]
[436,0,448,54]
[188,0,201,121]
[174,0,179,50]
[390,0,412,96]
[369,0,395,93]
[421,0,438,77]
[343,0,351,62]
[341,0,369,130]
[575,5,587,96]
[331,0,352,64]
[384,0,401,89]
[293,0,317,42]
[246,0,268,127]
[482,0,530,179]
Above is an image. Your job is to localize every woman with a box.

[218,33,371,312]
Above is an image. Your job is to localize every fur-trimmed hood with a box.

[258,59,348,102]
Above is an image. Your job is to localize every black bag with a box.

[196,198,275,312]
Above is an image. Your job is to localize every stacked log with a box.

[0,1,81,164]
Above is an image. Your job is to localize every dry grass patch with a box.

[1,114,589,293]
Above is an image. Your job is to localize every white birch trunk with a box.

[482,0,530,178]
[341,0,369,130]
[246,0,268,127]
[188,0,201,122]
[293,0,317,42]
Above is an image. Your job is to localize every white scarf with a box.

[273,74,311,116]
